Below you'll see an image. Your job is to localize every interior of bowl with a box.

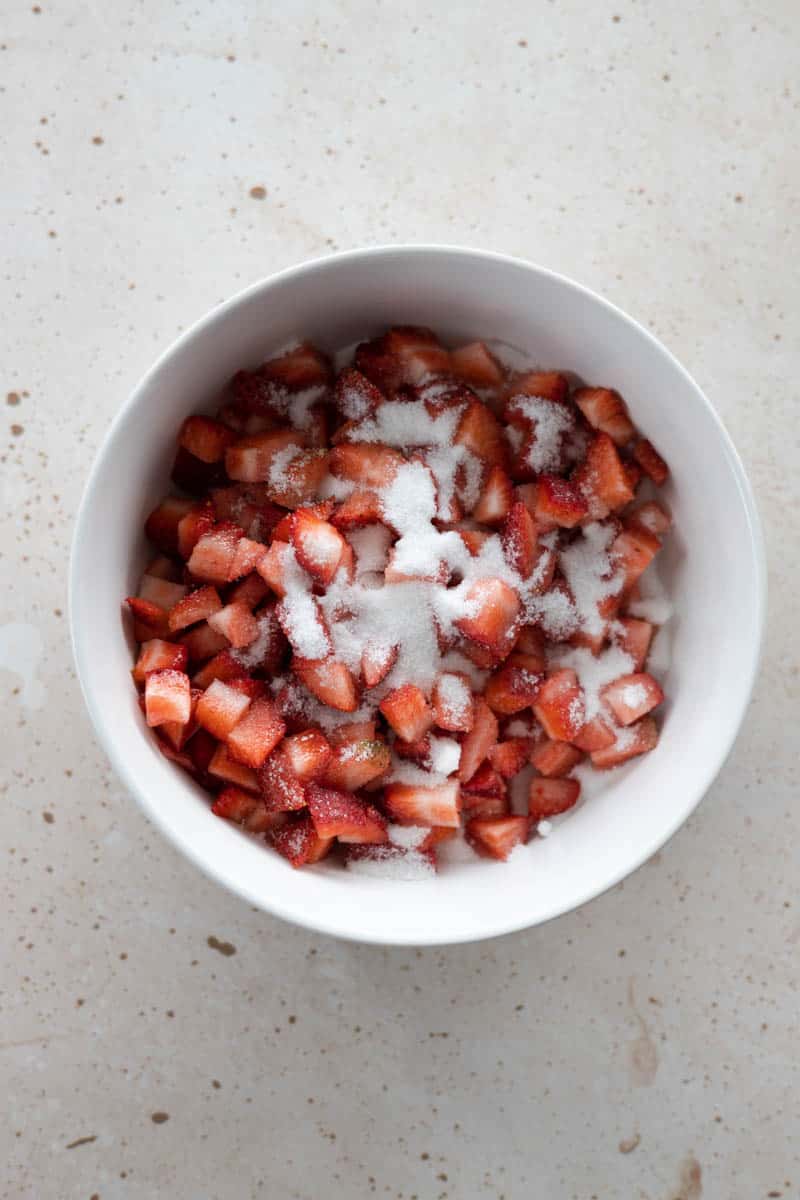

[70,247,764,945]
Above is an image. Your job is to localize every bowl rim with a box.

[69,243,767,945]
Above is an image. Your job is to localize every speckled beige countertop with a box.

[2,2,798,1197]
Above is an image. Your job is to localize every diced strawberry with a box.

[384,548,449,586]
[328,720,376,745]
[224,696,286,768]
[256,540,293,597]
[329,443,404,488]
[529,739,583,777]
[191,649,248,689]
[186,523,244,584]
[512,624,547,668]
[196,679,252,739]
[383,781,461,828]
[227,572,271,610]
[489,738,531,779]
[267,449,329,509]
[137,574,187,611]
[632,438,669,486]
[590,716,659,769]
[532,669,585,741]
[144,554,182,581]
[344,842,437,873]
[276,595,332,658]
[126,595,170,640]
[461,761,507,799]
[611,526,661,591]
[257,749,308,812]
[461,791,510,819]
[207,741,260,791]
[176,501,216,560]
[457,698,499,783]
[145,669,191,727]
[602,672,664,726]
[624,461,643,491]
[228,536,267,581]
[155,735,199,773]
[304,783,387,843]
[466,815,530,861]
[379,684,434,743]
[171,443,227,494]
[417,826,458,852]
[484,653,544,715]
[227,677,266,701]
[505,370,569,404]
[334,539,356,583]
[301,404,331,448]
[626,501,672,538]
[573,387,635,446]
[260,342,332,391]
[323,739,391,790]
[571,716,616,753]
[393,734,432,765]
[454,400,508,468]
[168,585,223,633]
[611,617,654,671]
[472,465,513,525]
[292,656,359,712]
[158,685,201,751]
[270,812,334,867]
[457,528,492,557]
[330,489,383,530]
[145,496,196,555]
[501,501,552,585]
[206,601,259,648]
[531,476,588,529]
[361,641,399,689]
[132,639,188,685]
[333,367,384,421]
[450,341,505,388]
[225,429,306,484]
[281,728,332,780]
[186,728,218,781]
[273,500,335,542]
[179,414,236,463]
[289,509,345,586]
[528,776,581,819]
[211,483,284,533]
[455,577,521,656]
[212,786,283,834]
[573,432,635,518]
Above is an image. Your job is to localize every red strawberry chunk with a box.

[323,739,391,790]
[454,400,508,469]
[186,523,244,584]
[590,716,659,769]
[126,595,170,640]
[159,685,201,751]
[212,786,283,835]
[505,370,569,404]
[270,812,334,867]
[383,781,461,828]
[573,387,635,446]
[276,593,332,659]
[329,443,404,488]
[292,656,359,712]
[207,601,259,648]
[305,783,388,844]
[225,429,306,483]
[431,673,475,733]
[145,496,195,555]
[145,669,191,727]
[602,672,664,726]
[533,669,585,741]
[457,698,499,783]
[456,528,490,557]
[455,577,521,656]
[272,500,332,542]
[179,415,236,463]
[528,776,581,819]
[344,842,437,874]
[206,742,259,791]
[529,739,583,778]
[393,734,432,765]
[225,696,286,768]
[333,366,384,421]
[328,720,376,745]
[632,438,669,486]
[461,761,507,799]
[289,509,345,586]
[573,432,635,518]
[532,476,588,529]
[611,526,661,591]
[379,684,433,743]
[450,341,505,388]
[176,501,216,560]
[466,815,530,861]
[571,715,616,753]
[227,572,271,610]
[501,501,552,585]
[512,623,547,668]
[168,585,223,633]
[257,749,308,813]
[472,465,513,525]
[281,728,332,780]
[626,501,672,538]
[229,536,267,581]
[361,641,398,689]
[256,540,294,597]
[260,342,332,390]
[461,790,510,818]
[489,738,531,779]
[191,649,248,689]
[267,449,329,509]
[132,639,188,685]
[484,653,544,715]
[137,574,187,611]
[196,679,252,739]
[330,489,384,530]
[611,617,654,671]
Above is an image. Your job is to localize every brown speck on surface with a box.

[11,424,23,436]
[517,38,527,47]
[211,1079,221,1089]
[249,185,267,200]
[226,53,236,62]
[662,72,671,81]
[673,1155,702,1199]
[288,1014,297,1024]
[735,193,744,203]
[627,979,658,1086]
[150,1112,169,1125]
[618,1133,640,1154]
[42,811,54,824]
[32,4,41,10]
[613,13,621,20]
[7,392,20,405]
[65,1134,97,1149]
[207,935,236,956]
[48,230,57,238]
[92,135,104,144]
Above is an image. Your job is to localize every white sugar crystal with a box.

[428,736,461,776]
[506,394,574,472]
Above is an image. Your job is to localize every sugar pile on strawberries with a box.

[127,326,672,877]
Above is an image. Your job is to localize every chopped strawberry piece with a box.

[512,624,547,668]
[292,656,359,712]
[171,442,226,494]
[328,720,376,745]
[227,572,271,610]
[212,786,282,834]
[276,594,331,659]
[383,781,461,828]
[225,429,306,483]
[329,443,404,488]
[132,639,188,685]
[632,438,669,486]
[457,528,492,557]
[179,415,236,463]
[145,496,195,555]
[228,536,267,581]
[489,738,531,779]
[472,465,513,525]
[454,400,508,468]
[501,501,552,584]
[590,716,659,769]
[305,783,387,844]
[185,728,218,780]
[288,509,345,586]
[191,649,248,689]
[528,776,581,819]
[384,548,449,585]
[573,387,635,446]
[571,716,616,753]
[176,501,216,559]
[137,574,187,611]
[255,540,294,597]
[144,554,182,581]
[159,685,201,751]
[126,595,169,640]
[461,790,510,819]
[267,449,329,509]
[529,739,583,778]
[381,326,451,384]
[450,341,505,388]
[196,679,252,739]
[417,826,458,852]
[602,672,664,726]
[505,370,569,404]
[206,601,259,648]
[206,741,260,791]
[393,734,432,765]
[260,342,332,390]
[280,728,332,780]
[272,500,335,541]
[466,815,530,861]
[484,653,544,715]
[323,739,391,790]
[270,812,334,867]
[333,367,384,421]
[626,501,672,538]
[186,523,245,584]
[361,641,399,689]
[379,684,434,743]
[257,749,308,812]
[611,616,654,671]
[457,698,498,783]
[531,476,588,529]
[461,761,507,799]
[573,432,635,518]
[145,669,191,727]
[455,577,521,656]
[167,585,223,633]
[532,669,585,741]
[611,526,661,590]
[225,696,286,768]
[330,489,384,530]
[344,842,437,873]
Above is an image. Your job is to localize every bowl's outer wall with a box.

[70,247,765,944]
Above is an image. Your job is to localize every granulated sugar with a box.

[506,394,574,473]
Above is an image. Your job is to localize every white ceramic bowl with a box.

[70,246,765,945]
